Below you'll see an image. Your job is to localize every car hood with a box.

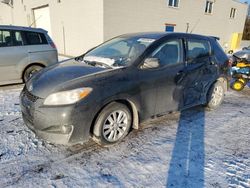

[26,59,107,98]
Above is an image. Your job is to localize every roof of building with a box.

[0,25,47,33]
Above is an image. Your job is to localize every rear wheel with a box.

[93,102,132,146]
[23,65,44,83]
[231,80,245,91]
[206,81,225,110]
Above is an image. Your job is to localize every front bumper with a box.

[20,87,96,145]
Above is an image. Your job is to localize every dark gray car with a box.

[20,32,230,146]
[0,25,58,85]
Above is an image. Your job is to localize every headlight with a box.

[44,87,92,106]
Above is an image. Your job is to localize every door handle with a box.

[210,61,215,65]
[176,70,184,76]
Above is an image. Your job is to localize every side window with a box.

[151,39,183,66]
[13,31,24,46]
[25,31,48,45]
[0,30,12,47]
[187,39,210,62]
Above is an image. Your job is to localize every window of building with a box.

[168,0,180,8]
[187,39,210,62]
[205,1,214,14]
[230,8,236,19]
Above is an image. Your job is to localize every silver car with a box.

[0,25,58,85]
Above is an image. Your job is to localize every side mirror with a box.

[140,58,160,69]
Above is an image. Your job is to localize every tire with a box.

[23,65,44,83]
[238,78,247,86]
[206,81,225,110]
[93,102,132,146]
[231,80,245,91]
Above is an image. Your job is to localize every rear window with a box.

[212,40,228,63]
[187,39,210,61]
[25,31,48,45]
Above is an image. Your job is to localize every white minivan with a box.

[0,25,58,85]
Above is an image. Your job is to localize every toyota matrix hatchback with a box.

[0,25,58,85]
[20,32,230,146]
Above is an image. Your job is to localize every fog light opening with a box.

[61,125,73,134]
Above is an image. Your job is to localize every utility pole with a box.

[186,23,189,33]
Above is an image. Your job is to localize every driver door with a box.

[152,39,185,115]
[138,38,185,118]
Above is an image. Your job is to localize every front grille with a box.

[23,87,40,103]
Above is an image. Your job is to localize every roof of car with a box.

[0,25,47,33]
[120,32,213,40]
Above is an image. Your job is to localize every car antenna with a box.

[29,15,42,27]
[190,19,200,34]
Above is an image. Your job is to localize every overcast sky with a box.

[240,0,250,4]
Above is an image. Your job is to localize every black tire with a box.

[23,65,44,83]
[231,80,245,91]
[206,81,225,110]
[92,102,132,146]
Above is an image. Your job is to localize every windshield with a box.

[83,36,155,68]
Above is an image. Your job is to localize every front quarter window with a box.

[83,37,155,68]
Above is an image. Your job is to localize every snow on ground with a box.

[0,85,250,188]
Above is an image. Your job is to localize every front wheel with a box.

[23,65,44,83]
[206,81,225,110]
[93,102,132,146]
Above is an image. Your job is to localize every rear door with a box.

[0,29,28,83]
[24,31,57,65]
[180,37,218,108]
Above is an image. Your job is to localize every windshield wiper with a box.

[84,60,113,69]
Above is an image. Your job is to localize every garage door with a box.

[33,6,52,37]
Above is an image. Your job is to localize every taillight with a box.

[227,56,235,67]
[50,42,57,49]
[227,59,233,67]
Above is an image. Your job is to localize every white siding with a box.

[0,0,248,55]
[103,0,248,47]
[0,0,104,56]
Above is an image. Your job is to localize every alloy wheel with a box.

[102,110,128,142]
[210,85,224,106]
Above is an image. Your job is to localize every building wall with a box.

[0,0,248,55]
[0,0,104,56]
[104,0,248,50]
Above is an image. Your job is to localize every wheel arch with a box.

[21,62,46,82]
[216,76,228,91]
[90,99,140,136]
